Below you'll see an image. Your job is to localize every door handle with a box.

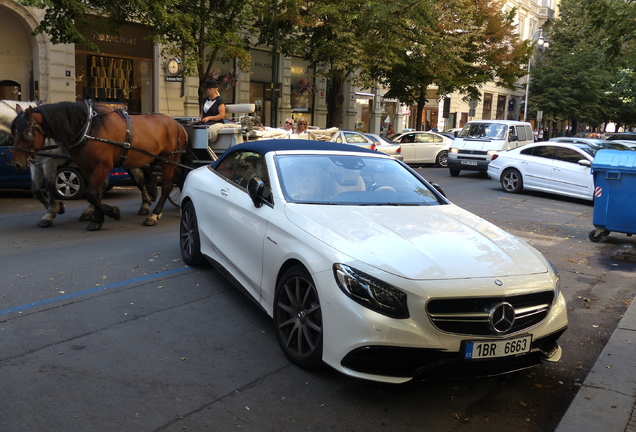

[220,188,229,196]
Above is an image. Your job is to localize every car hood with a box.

[284,204,548,280]
[456,138,499,150]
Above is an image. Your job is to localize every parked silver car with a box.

[363,133,403,160]
[388,131,452,166]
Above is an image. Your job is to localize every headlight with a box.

[333,264,409,319]
[449,147,458,154]
[548,260,561,303]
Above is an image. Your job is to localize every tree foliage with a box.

[22,0,534,127]
[20,0,257,98]
[256,0,531,127]
[530,0,636,130]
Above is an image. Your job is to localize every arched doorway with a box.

[0,80,22,100]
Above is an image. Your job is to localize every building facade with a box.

[1,0,555,133]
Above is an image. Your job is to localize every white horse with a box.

[1,100,156,227]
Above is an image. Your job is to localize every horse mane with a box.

[34,102,90,142]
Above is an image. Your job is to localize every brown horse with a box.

[10,101,188,231]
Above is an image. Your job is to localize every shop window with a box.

[85,55,134,102]
[496,95,507,120]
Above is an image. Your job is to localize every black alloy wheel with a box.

[274,266,324,369]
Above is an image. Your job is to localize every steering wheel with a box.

[374,186,397,192]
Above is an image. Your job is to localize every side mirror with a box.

[578,159,592,167]
[247,176,265,208]
[431,182,447,198]
[509,134,519,142]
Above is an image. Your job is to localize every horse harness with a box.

[19,101,190,170]
[82,103,189,169]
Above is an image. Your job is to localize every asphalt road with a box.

[0,166,633,432]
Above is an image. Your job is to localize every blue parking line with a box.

[0,266,193,317]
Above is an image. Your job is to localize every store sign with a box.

[165,76,183,82]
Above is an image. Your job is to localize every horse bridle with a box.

[13,115,47,163]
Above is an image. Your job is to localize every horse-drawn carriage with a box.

[6,99,341,230]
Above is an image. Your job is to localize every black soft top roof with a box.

[210,139,378,168]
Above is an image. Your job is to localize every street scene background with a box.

[0,168,633,431]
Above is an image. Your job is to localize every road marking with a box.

[0,267,193,317]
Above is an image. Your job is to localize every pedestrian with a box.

[538,128,544,141]
[387,124,395,136]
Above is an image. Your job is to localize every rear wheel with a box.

[179,201,206,266]
[436,150,449,167]
[55,167,86,200]
[274,266,323,369]
[501,168,523,193]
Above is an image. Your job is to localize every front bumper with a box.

[341,327,566,381]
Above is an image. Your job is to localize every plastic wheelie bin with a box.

[589,149,636,242]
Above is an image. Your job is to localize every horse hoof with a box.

[37,220,53,228]
[79,211,93,221]
[57,202,66,215]
[112,206,121,221]
[143,213,161,226]
[86,222,103,231]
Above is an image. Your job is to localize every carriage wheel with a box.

[168,187,181,207]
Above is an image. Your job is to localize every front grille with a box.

[457,149,488,155]
[427,291,555,336]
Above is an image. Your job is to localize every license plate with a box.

[461,160,478,166]
[464,335,532,359]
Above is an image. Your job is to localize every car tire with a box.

[55,167,86,200]
[501,168,523,193]
[436,150,449,167]
[274,266,323,369]
[449,169,460,177]
[179,201,207,267]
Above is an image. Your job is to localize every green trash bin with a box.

[589,149,636,242]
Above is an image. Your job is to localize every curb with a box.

[555,296,636,432]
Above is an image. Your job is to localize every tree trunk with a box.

[327,75,346,128]
[416,92,427,131]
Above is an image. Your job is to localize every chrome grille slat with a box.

[426,292,554,336]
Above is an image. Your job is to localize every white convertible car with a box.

[179,140,568,384]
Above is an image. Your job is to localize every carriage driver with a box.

[199,79,226,126]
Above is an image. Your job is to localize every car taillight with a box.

[370,144,376,151]
[491,154,499,160]
[396,147,401,154]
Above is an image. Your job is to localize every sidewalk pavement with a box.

[555,295,636,432]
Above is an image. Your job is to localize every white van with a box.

[447,120,534,176]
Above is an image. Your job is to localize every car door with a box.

[414,132,444,163]
[518,145,557,191]
[199,150,273,301]
[549,147,593,199]
[395,133,417,162]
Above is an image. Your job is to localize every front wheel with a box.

[179,201,206,266]
[274,266,323,369]
[449,169,460,177]
[501,169,523,193]
[436,150,449,167]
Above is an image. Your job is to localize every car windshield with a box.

[458,123,507,139]
[276,154,444,205]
